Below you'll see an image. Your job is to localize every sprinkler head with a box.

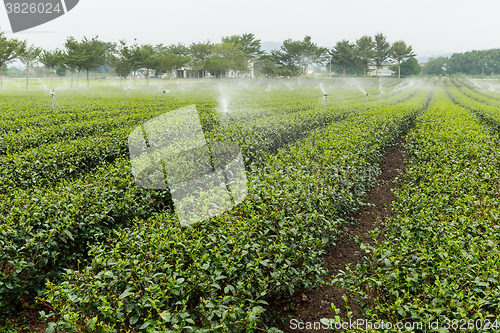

[323,93,328,97]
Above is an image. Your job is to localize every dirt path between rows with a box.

[266,136,407,332]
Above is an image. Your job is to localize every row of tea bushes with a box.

[0,84,423,194]
[449,78,500,108]
[445,81,500,133]
[455,78,500,102]
[40,88,431,332]
[340,86,500,327]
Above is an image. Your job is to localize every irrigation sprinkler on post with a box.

[365,93,369,104]
[162,90,167,101]
[323,93,328,110]
[225,110,229,130]
[50,90,55,108]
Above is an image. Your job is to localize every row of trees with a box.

[260,34,416,79]
[0,29,418,90]
[423,49,500,76]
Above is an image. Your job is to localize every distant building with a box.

[368,60,395,76]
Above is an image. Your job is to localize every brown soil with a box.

[265,136,407,332]
[0,303,54,333]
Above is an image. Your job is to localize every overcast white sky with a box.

[1,0,499,57]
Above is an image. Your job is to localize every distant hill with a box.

[416,53,454,63]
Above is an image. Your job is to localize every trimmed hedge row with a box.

[40,87,431,332]
[340,85,500,327]
[0,83,424,194]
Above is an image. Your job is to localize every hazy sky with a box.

[1,0,499,57]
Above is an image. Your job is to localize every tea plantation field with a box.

[1,78,499,332]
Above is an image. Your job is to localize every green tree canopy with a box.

[122,40,148,85]
[56,65,66,77]
[373,33,391,78]
[422,57,447,75]
[107,40,131,84]
[389,58,421,76]
[355,35,374,77]
[273,36,328,77]
[17,43,42,90]
[0,31,24,90]
[39,49,63,89]
[270,48,301,77]
[390,40,416,79]
[63,36,86,88]
[189,41,212,78]
[330,39,356,78]
[205,42,246,78]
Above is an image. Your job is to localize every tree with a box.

[270,49,300,77]
[39,49,63,89]
[222,33,264,78]
[56,65,66,78]
[355,35,374,78]
[223,33,264,61]
[0,31,23,90]
[122,40,147,85]
[373,33,391,78]
[78,36,112,88]
[422,57,447,75]
[390,40,416,79]
[140,44,157,85]
[331,40,356,78]
[273,36,328,77]
[167,43,190,79]
[88,37,112,81]
[205,42,246,79]
[389,58,421,76]
[155,51,176,82]
[189,41,212,79]
[17,43,42,90]
[257,55,278,77]
[63,36,86,88]
[107,40,131,85]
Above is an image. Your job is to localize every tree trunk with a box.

[342,64,346,78]
[77,70,80,87]
[26,62,29,90]
[119,69,122,86]
[376,66,379,79]
[0,65,3,91]
[70,68,73,88]
[364,65,367,78]
[95,68,98,81]
[146,69,149,85]
[134,70,136,85]
[398,61,401,79]
[87,70,90,88]
[50,71,53,90]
